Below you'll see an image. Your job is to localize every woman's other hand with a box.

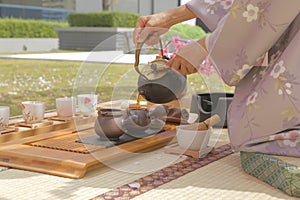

[166,55,198,75]
[167,38,208,75]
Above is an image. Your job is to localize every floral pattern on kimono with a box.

[187,0,300,157]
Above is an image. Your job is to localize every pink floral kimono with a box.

[187,0,300,157]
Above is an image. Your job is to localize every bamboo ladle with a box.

[182,114,221,131]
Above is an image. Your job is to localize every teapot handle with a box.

[134,33,167,80]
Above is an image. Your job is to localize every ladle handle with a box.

[134,33,166,80]
[183,114,221,131]
[201,115,221,129]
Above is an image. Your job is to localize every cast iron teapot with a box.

[134,36,187,104]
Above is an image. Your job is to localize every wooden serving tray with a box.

[0,119,177,179]
[0,115,95,144]
[15,120,53,129]
[0,127,18,135]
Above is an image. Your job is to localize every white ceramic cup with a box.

[77,94,98,115]
[176,126,211,151]
[56,97,76,118]
[0,106,10,128]
[22,101,45,124]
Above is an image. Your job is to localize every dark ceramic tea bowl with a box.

[94,108,124,141]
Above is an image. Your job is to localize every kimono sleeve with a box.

[207,0,300,86]
[186,0,234,31]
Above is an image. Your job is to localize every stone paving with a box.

[0,51,157,64]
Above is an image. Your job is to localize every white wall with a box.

[110,0,138,13]
[153,0,178,13]
[138,0,151,15]
[81,0,179,15]
[75,0,180,16]
[76,0,102,12]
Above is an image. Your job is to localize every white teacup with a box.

[176,126,212,151]
[0,106,10,129]
[77,94,98,115]
[22,101,45,124]
[56,97,76,118]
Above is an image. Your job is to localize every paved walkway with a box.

[0,51,157,64]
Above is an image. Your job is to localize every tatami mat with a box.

[0,151,182,200]
[274,155,300,166]
[133,153,298,200]
[0,129,298,200]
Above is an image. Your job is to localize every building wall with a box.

[42,0,75,10]
[0,0,75,10]
[0,4,71,21]
[0,0,179,14]
[75,0,102,12]
[0,0,180,20]
[110,0,137,14]
[153,0,178,13]
[0,0,42,7]
[138,0,152,16]
[111,0,178,15]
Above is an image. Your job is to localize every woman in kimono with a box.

[134,0,300,157]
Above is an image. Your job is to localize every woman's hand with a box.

[134,14,170,46]
[133,5,197,46]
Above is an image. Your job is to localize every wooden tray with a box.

[15,120,53,128]
[0,120,177,179]
[0,115,95,144]
[0,127,18,135]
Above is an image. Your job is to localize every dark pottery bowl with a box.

[190,92,234,128]
[94,108,124,141]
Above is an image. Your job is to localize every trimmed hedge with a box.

[169,23,207,40]
[0,18,68,38]
[68,11,140,27]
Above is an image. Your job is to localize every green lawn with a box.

[0,58,234,117]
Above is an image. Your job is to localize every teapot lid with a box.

[135,35,170,81]
[139,57,169,80]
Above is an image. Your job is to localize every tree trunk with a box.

[102,0,110,10]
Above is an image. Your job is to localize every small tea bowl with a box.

[176,125,212,151]
[94,108,124,141]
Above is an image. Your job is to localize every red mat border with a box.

[92,144,233,200]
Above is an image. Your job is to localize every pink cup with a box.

[56,97,76,118]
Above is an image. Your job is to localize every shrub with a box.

[166,23,207,40]
[68,11,140,27]
[0,18,68,38]
[151,23,207,54]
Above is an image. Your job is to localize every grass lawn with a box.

[0,58,234,117]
